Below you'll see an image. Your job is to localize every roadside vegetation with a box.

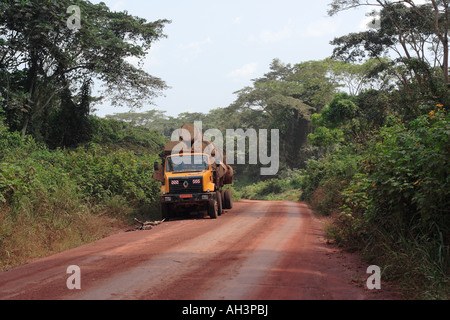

[301,101,449,299]
[238,103,449,299]
[0,0,448,299]
[239,1,450,299]
[0,0,170,271]
[239,170,303,201]
[0,117,164,270]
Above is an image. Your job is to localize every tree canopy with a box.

[329,0,449,85]
[0,0,170,146]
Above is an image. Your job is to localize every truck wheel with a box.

[216,191,223,216]
[161,203,170,220]
[224,189,233,209]
[208,197,218,219]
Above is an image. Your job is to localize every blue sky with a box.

[92,0,374,118]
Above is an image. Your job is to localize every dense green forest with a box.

[1,0,449,298]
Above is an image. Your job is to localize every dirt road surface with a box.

[0,200,398,300]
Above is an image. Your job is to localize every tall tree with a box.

[228,59,339,169]
[331,58,395,95]
[328,0,449,85]
[0,0,170,144]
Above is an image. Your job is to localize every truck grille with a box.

[169,177,203,194]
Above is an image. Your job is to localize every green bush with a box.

[299,146,362,215]
[60,144,161,206]
[0,126,163,270]
[338,107,450,298]
[342,108,449,226]
[240,170,303,201]
[90,117,166,154]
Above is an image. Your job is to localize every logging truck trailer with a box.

[153,124,234,220]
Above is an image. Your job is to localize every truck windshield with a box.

[166,155,209,172]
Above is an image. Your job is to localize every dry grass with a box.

[0,197,126,272]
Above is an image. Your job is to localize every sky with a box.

[91,0,376,118]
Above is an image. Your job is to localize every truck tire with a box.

[208,197,218,219]
[161,203,170,220]
[220,190,225,214]
[216,191,223,216]
[224,189,233,209]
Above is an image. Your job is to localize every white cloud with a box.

[233,16,244,25]
[255,22,293,43]
[301,18,341,38]
[110,0,126,11]
[227,62,258,82]
[179,37,212,61]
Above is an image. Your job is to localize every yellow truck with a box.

[153,124,233,219]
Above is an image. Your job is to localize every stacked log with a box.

[155,123,233,186]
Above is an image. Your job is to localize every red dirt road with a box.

[0,200,398,300]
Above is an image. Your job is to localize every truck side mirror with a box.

[154,161,160,171]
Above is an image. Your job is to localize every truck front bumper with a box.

[161,192,214,204]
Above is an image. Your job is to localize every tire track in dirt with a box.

[72,201,279,300]
[0,201,255,300]
[0,200,399,300]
